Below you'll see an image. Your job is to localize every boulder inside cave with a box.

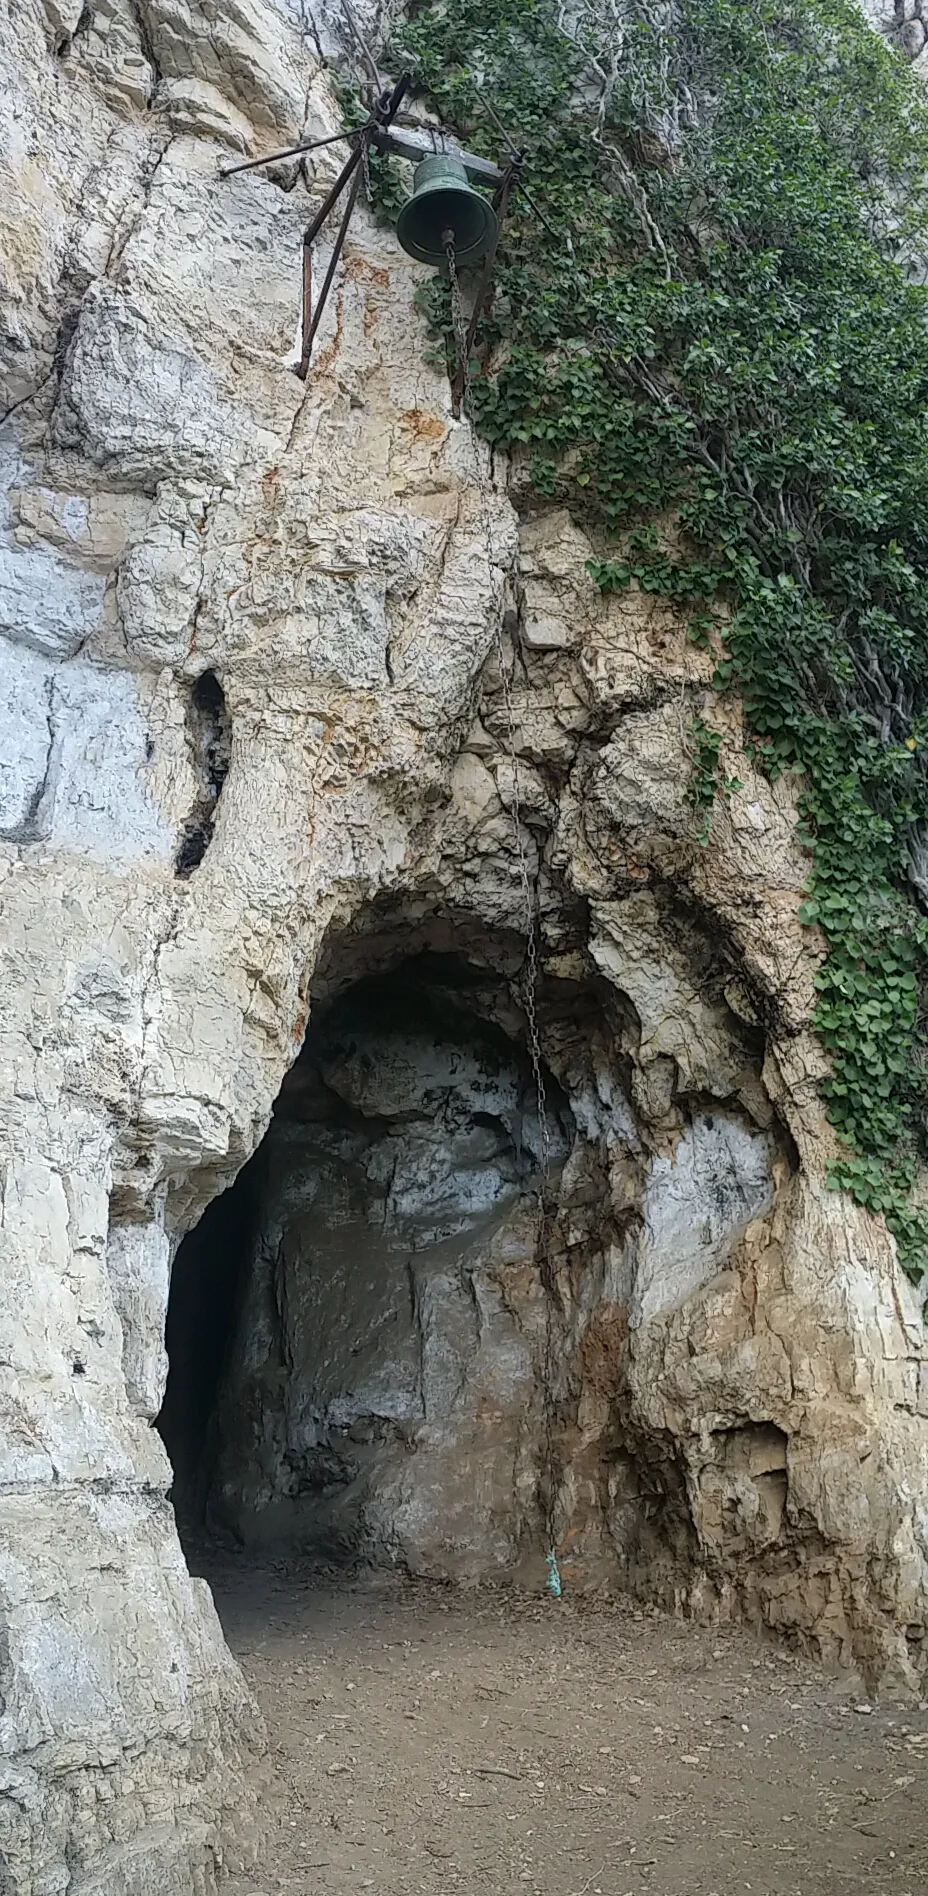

[158,947,574,1577]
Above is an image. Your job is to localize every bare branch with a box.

[340,0,384,95]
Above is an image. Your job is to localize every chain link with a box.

[360,131,372,206]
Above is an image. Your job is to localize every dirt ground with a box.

[206,1553,928,1896]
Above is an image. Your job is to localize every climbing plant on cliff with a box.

[390,0,928,1275]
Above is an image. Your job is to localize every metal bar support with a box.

[297,159,364,379]
[294,143,363,380]
[294,74,411,380]
[370,125,503,183]
[220,131,355,180]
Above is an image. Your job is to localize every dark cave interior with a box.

[157,948,572,1560]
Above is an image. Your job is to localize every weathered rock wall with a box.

[2,1,928,1889]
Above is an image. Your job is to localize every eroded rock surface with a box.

[2,1,928,1890]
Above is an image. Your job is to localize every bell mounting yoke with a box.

[220,73,508,380]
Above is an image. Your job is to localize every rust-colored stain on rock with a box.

[399,408,447,441]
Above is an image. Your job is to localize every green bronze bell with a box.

[396,154,498,268]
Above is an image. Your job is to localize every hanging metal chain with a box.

[489,617,551,1186]
[490,597,561,1585]
[360,129,373,205]
[444,235,472,410]
[449,241,561,1583]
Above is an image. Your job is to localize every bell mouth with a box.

[396,162,499,268]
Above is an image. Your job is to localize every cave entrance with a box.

[157,946,574,1575]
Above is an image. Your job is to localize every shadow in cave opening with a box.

[156,1159,259,1540]
[157,947,573,1574]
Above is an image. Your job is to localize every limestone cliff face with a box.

[2,3,928,1890]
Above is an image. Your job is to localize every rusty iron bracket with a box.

[220,77,410,380]
[294,74,410,379]
[220,130,355,180]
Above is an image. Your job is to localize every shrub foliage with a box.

[386,0,928,1273]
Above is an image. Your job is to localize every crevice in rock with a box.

[102,133,173,280]
[129,0,163,88]
[53,2,92,58]
[2,676,56,847]
[1,304,81,433]
[298,1,326,66]
[174,669,231,879]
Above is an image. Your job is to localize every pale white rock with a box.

[449,750,501,825]
[1,1,928,1889]
[589,891,764,1116]
[156,76,258,148]
[77,0,155,110]
[39,0,86,34]
[562,697,821,1032]
[519,510,600,651]
[0,535,106,658]
[11,483,91,555]
[139,0,308,135]
[632,1115,775,1328]
[0,638,53,838]
[0,443,107,659]
[521,576,578,650]
[116,483,209,668]
[301,69,354,185]
[62,125,155,298]
[36,662,175,864]
[106,1216,172,1418]
[53,281,261,490]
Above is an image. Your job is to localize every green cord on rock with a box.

[388,0,928,1278]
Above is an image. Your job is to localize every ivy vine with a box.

[685,715,743,845]
[379,0,928,1277]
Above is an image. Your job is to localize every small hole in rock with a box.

[55,3,91,53]
[174,670,231,880]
